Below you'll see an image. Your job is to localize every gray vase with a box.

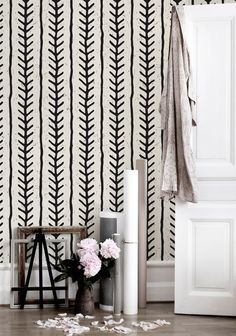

[74,286,94,316]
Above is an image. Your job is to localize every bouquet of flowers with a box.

[54,238,120,290]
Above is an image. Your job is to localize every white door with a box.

[175,4,236,316]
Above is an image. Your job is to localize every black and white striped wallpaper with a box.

[0,0,231,265]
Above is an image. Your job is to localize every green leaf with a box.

[54,273,68,283]
[53,264,63,272]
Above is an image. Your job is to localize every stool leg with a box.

[42,235,59,309]
[18,230,26,305]
[20,236,38,309]
[38,235,43,309]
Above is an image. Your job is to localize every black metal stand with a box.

[13,232,63,309]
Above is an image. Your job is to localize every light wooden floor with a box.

[0,303,236,336]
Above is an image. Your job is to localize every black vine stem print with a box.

[108,0,125,212]
[0,2,3,263]
[160,0,165,260]
[69,0,73,229]
[172,0,183,4]
[47,0,65,262]
[17,0,35,259]
[78,0,95,236]
[17,0,34,229]
[139,0,156,260]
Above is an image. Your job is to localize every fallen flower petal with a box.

[111,326,133,334]
[84,315,95,319]
[105,318,124,326]
[91,321,99,326]
[103,314,113,319]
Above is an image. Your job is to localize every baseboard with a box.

[147,261,175,302]
[0,264,11,305]
[0,261,175,305]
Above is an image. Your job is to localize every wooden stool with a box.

[12,226,87,308]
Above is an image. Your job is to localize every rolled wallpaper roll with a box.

[123,170,138,243]
[123,242,138,315]
[112,233,122,316]
[100,211,124,240]
[99,212,117,311]
[100,216,117,242]
[123,169,138,315]
[136,159,147,308]
[99,278,113,312]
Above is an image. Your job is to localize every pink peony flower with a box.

[100,239,120,259]
[77,238,99,255]
[77,248,87,258]
[80,252,101,278]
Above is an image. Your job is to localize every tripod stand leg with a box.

[38,234,43,309]
[42,235,59,309]
[20,236,38,309]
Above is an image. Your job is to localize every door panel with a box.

[187,6,236,180]
[175,4,236,316]
[193,221,231,290]
[175,201,236,316]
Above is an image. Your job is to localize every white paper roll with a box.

[123,242,138,315]
[123,170,138,243]
[136,159,147,308]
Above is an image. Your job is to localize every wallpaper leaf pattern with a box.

[0,0,228,264]
[108,0,125,213]
[139,0,156,260]
[172,0,183,4]
[47,0,66,262]
[17,0,34,229]
[17,0,36,260]
[78,0,95,236]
